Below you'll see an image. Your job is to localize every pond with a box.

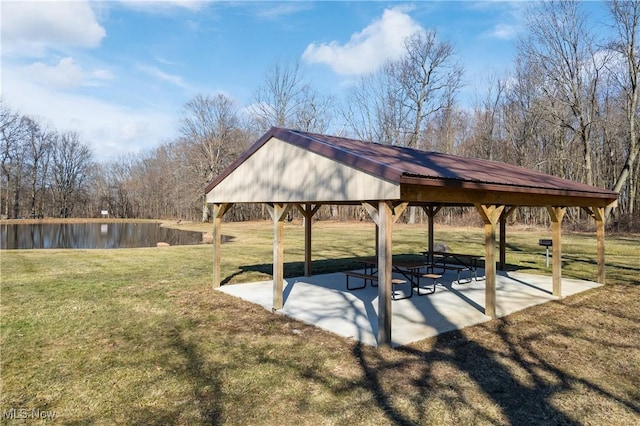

[0,222,205,249]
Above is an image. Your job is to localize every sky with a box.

[1,0,610,161]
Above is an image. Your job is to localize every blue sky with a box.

[1,1,609,161]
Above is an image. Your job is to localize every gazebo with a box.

[205,127,618,347]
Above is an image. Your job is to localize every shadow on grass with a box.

[505,242,525,252]
[350,295,585,426]
[128,321,224,425]
[351,299,640,425]
[167,322,223,424]
[563,253,640,274]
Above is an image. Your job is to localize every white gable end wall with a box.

[206,137,400,203]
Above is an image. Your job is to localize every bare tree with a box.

[520,0,604,186]
[421,94,469,154]
[22,117,53,218]
[466,75,506,161]
[51,132,93,218]
[343,30,462,148]
[340,30,462,222]
[342,70,400,144]
[252,58,334,133]
[1,102,30,218]
[503,57,546,168]
[95,155,140,218]
[395,31,463,148]
[607,0,640,218]
[179,93,243,181]
[179,93,247,220]
[291,85,334,134]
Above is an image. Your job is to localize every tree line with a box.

[1,1,638,230]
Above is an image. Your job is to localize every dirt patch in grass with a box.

[1,221,638,424]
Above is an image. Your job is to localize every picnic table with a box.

[421,251,484,283]
[343,257,440,299]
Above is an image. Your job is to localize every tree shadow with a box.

[351,299,640,425]
[143,320,224,425]
[352,343,416,426]
[167,322,224,424]
[505,242,525,252]
[112,318,224,425]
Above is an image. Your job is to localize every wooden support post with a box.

[546,206,567,297]
[304,207,312,276]
[499,206,516,271]
[211,203,232,288]
[266,203,292,310]
[295,203,321,276]
[377,201,393,348]
[362,201,406,348]
[422,205,442,264]
[476,204,505,318]
[592,207,606,285]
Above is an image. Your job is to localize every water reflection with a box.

[0,222,205,249]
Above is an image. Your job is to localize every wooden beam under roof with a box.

[401,182,618,208]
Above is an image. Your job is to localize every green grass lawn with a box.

[1,220,639,424]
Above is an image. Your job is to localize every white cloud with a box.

[302,7,423,75]
[137,64,191,90]
[1,0,106,56]
[254,2,314,20]
[2,66,177,161]
[118,0,209,13]
[487,23,519,40]
[154,55,181,66]
[23,57,114,90]
[92,68,116,82]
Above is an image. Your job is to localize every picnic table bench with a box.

[343,271,380,290]
[342,271,410,299]
[421,251,483,284]
[391,259,441,295]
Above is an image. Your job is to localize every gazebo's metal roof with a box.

[205,127,618,206]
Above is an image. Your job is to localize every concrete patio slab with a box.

[216,269,601,347]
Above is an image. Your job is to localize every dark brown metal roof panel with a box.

[285,128,617,197]
[205,127,618,201]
